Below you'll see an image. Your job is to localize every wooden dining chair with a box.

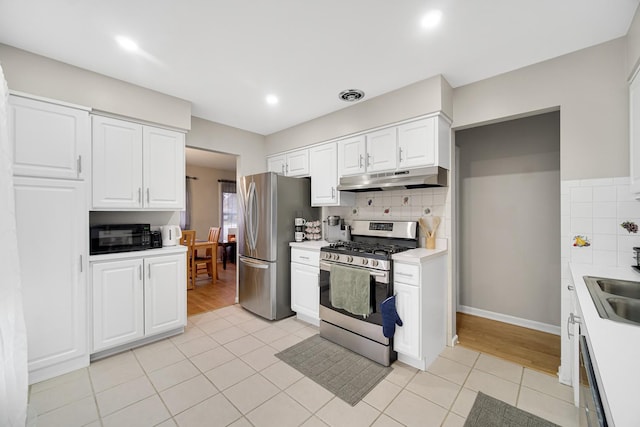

[180,230,196,290]
[194,226,220,283]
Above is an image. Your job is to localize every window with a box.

[219,180,237,241]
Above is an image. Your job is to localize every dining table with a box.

[220,240,236,269]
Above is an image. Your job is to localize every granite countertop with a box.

[569,263,640,427]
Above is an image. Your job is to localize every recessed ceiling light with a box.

[339,89,365,102]
[116,36,139,52]
[266,94,279,105]
[421,10,442,29]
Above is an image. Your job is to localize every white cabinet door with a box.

[393,282,420,359]
[143,126,185,209]
[144,255,186,336]
[337,135,366,177]
[92,259,144,352]
[267,154,286,175]
[9,95,89,180]
[398,118,436,169]
[92,116,143,208]
[366,127,397,173]
[631,70,640,195]
[286,149,309,177]
[291,262,319,322]
[14,177,87,376]
[310,142,339,205]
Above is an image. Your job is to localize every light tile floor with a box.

[28,304,580,427]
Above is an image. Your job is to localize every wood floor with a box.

[456,312,561,376]
[187,261,237,316]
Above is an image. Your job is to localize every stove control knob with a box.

[346,256,353,263]
[333,254,340,261]
[371,260,379,267]
[361,258,368,266]
[324,253,330,259]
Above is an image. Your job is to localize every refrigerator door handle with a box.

[247,181,259,251]
[240,257,269,269]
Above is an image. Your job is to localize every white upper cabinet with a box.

[267,148,309,177]
[9,94,90,180]
[92,115,185,210]
[336,115,451,178]
[143,126,186,209]
[310,142,355,206]
[366,127,398,173]
[337,135,366,177]
[631,69,640,196]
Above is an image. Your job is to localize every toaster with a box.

[150,231,163,248]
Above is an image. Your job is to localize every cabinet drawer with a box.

[394,263,420,285]
[291,248,320,266]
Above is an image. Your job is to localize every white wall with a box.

[456,112,561,328]
[627,5,640,77]
[453,38,628,181]
[265,75,453,154]
[187,117,266,178]
[0,44,191,130]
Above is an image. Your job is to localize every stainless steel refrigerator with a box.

[238,172,318,320]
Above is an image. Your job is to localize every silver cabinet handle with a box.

[396,272,413,278]
[148,264,151,279]
[139,265,142,281]
[331,187,336,199]
[398,147,403,162]
[367,153,372,167]
[281,164,285,174]
[77,155,82,176]
[79,255,83,273]
[359,154,363,168]
[138,188,142,203]
[299,256,310,260]
[146,188,150,203]
[568,285,574,291]
[567,315,573,338]
[286,163,289,174]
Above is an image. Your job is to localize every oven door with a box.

[319,260,391,340]
[579,335,608,427]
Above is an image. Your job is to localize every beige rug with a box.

[275,334,392,406]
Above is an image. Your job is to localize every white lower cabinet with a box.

[14,177,88,384]
[393,254,447,370]
[91,251,186,354]
[291,247,321,325]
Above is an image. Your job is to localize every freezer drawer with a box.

[239,256,277,320]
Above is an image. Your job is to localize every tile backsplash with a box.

[562,176,640,270]
[324,186,451,242]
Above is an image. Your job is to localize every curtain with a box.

[219,180,237,241]
[0,64,28,426]
[180,176,196,229]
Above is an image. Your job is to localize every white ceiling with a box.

[0,1,638,135]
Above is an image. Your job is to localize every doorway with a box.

[454,111,561,369]
[183,147,239,316]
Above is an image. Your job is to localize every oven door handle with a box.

[320,261,386,277]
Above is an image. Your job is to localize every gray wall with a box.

[187,117,266,177]
[627,5,640,77]
[0,44,192,130]
[453,38,627,181]
[186,164,236,239]
[457,112,561,326]
[265,75,453,153]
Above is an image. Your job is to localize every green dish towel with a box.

[330,264,371,317]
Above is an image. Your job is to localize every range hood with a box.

[337,166,448,192]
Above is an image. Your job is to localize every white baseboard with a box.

[458,305,560,336]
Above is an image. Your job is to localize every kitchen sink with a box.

[583,276,640,326]
[607,298,640,323]
[596,278,640,299]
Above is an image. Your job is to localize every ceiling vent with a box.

[338,89,365,102]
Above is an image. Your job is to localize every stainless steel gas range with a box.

[319,220,418,366]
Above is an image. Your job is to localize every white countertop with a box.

[289,240,330,250]
[89,245,187,262]
[392,238,448,264]
[569,263,640,427]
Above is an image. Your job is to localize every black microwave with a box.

[90,224,151,255]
